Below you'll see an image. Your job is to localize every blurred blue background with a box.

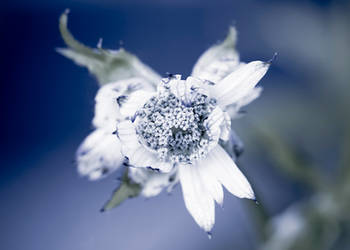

[1,0,349,249]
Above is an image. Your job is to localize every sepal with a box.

[58,10,161,86]
[191,26,240,84]
[101,168,141,211]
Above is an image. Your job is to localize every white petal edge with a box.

[196,160,224,206]
[204,106,225,148]
[76,129,123,180]
[93,78,152,132]
[219,112,231,141]
[179,164,215,232]
[213,61,269,108]
[236,86,262,109]
[206,145,255,199]
[227,86,263,118]
[204,106,225,129]
[119,90,155,118]
[129,167,177,197]
[166,76,197,106]
[92,82,124,132]
[117,120,172,173]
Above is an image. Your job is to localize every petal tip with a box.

[207,231,213,239]
[247,191,256,201]
[267,52,278,65]
[217,201,224,208]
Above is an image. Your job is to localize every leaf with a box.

[101,168,141,211]
[57,9,161,86]
[191,26,240,83]
[254,126,324,190]
[338,120,350,195]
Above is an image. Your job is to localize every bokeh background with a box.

[1,0,349,249]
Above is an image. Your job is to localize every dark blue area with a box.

[0,0,340,249]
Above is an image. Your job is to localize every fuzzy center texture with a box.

[136,90,217,164]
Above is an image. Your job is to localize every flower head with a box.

[59,13,270,234]
[119,75,227,167]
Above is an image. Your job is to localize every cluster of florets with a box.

[135,89,217,164]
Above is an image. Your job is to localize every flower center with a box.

[135,89,217,164]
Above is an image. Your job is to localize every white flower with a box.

[76,27,270,233]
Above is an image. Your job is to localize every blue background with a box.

[1,0,346,249]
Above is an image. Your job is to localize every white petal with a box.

[227,87,263,118]
[236,86,262,108]
[167,76,192,106]
[142,173,170,197]
[220,129,244,161]
[127,147,157,168]
[116,120,149,165]
[151,160,173,173]
[92,82,123,132]
[93,78,152,132]
[76,129,123,180]
[191,27,240,84]
[129,167,178,197]
[117,120,172,173]
[204,107,225,148]
[116,120,140,150]
[128,146,173,173]
[159,76,211,104]
[196,160,224,206]
[170,78,186,100]
[179,164,215,232]
[219,112,231,141]
[119,90,155,118]
[205,106,225,130]
[213,61,269,107]
[206,145,255,199]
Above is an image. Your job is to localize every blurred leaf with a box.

[246,200,271,242]
[101,169,141,211]
[254,126,323,190]
[57,10,161,86]
[337,120,350,201]
[339,124,350,179]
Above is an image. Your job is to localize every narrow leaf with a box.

[254,126,324,190]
